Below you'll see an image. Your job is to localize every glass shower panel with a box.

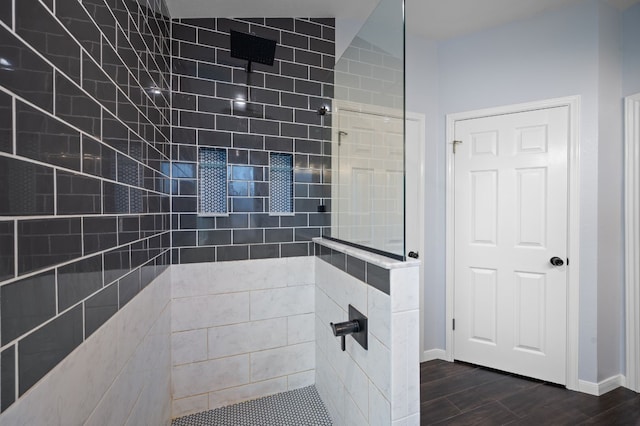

[326,0,405,258]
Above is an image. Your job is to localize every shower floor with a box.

[171,385,332,426]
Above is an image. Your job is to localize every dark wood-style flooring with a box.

[420,360,640,425]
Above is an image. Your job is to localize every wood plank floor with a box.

[420,360,640,425]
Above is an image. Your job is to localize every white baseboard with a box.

[421,349,446,362]
[578,375,626,396]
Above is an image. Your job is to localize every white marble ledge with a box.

[312,238,420,270]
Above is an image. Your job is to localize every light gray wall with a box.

[596,1,624,382]
[405,34,442,353]
[623,3,640,96]
[436,0,602,382]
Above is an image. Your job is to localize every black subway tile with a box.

[330,249,346,271]
[83,216,118,255]
[18,218,81,274]
[233,229,263,244]
[265,18,293,31]
[249,244,279,260]
[231,166,263,181]
[217,115,248,132]
[56,0,102,62]
[16,101,81,171]
[102,113,130,154]
[83,56,117,114]
[0,1,11,27]
[249,119,279,135]
[16,0,81,83]
[250,214,279,229]
[295,139,322,154]
[0,222,14,281]
[102,181,130,214]
[295,49,322,67]
[265,137,293,152]
[265,228,293,243]
[173,230,196,247]
[295,20,322,37]
[294,227,320,242]
[56,171,102,215]
[198,230,231,246]
[118,216,140,245]
[216,245,248,261]
[118,268,140,307]
[18,305,83,396]
[1,270,56,345]
[55,73,102,138]
[0,26,54,112]
[0,157,55,216]
[265,106,293,122]
[346,255,366,282]
[295,79,322,96]
[0,91,12,153]
[179,246,215,264]
[281,93,308,109]
[249,182,268,197]
[1,346,15,411]
[216,214,248,229]
[83,0,117,45]
[233,134,263,150]
[366,263,390,295]
[281,32,308,49]
[84,283,118,338]
[280,62,308,79]
[281,242,309,257]
[104,245,131,284]
[281,123,308,138]
[82,135,117,180]
[57,254,103,311]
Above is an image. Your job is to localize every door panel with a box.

[454,106,568,384]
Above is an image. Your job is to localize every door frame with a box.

[625,93,640,393]
[444,96,581,391]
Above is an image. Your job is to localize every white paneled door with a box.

[453,107,569,384]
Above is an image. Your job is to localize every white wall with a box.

[170,257,316,418]
[622,3,640,96]
[0,270,172,426]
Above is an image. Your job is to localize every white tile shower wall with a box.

[170,257,316,418]
[0,269,172,426]
[314,248,420,426]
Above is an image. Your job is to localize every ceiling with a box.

[165,0,640,40]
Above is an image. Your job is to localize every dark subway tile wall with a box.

[172,17,334,264]
[315,242,391,295]
[0,0,171,411]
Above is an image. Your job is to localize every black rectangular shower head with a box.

[230,30,277,72]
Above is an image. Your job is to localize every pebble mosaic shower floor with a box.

[171,386,332,426]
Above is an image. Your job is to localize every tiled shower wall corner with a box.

[170,17,335,264]
[0,0,171,413]
[170,257,316,418]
